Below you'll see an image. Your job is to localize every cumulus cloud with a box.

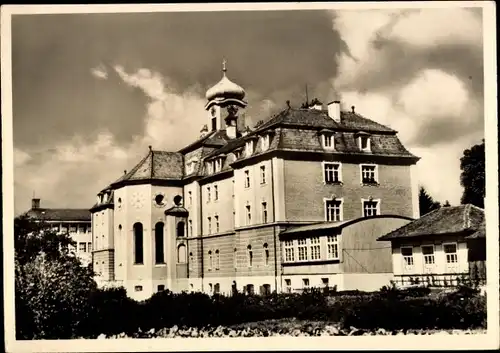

[14,67,209,214]
[90,65,108,80]
[332,8,484,205]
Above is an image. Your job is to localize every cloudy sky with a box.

[10,6,485,215]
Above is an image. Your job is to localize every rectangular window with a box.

[422,245,435,265]
[310,237,321,260]
[188,191,192,206]
[135,285,143,292]
[207,187,211,202]
[327,235,339,259]
[302,278,310,289]
[444,244,458,263]
[285,279,292,293]
[325,199,342,221]
[265,248,269,266]
[359,136,371,151]
[214,185,219,200]
[261,135,270,151]
[215,215,220,233]
[262,202,268,223]
[215,158,222,172]
[88,242,92,252]
[260,165,266,184]
[70,225,77,233]
[215,251,220,270]
[322,278,329,287]
[324,163,341,183]
[361,165,378,184]
[298,239,308,261]
[78,224,86,233]
[207,217,212,235]
[79,242,86,253]
[246,205,252,225]
[323,135,333,148]
[158,285,165,292]
[189,220,193,236]
[363,200,379,217]
[244,170,251,188]
[401,247,414,266]
[284,240,295,262]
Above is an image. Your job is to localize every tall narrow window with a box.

[79,242,86,253]
[324,163,341,183]
[189,252,194,270]
[155,222,165,264]
[285,279,292,293]
[214,185,219,200]
[284,240,295,262]
[260,165,266,184]
[215,215,220,233]
[211,117,217,131]
[234,248,238,269]
[208,217,212,234]
[244,170,250,188]
[298,239,308,261]
[178,244,187,263]
[264,243,269,266]
[246,205,252,225]
[325,199,342,221]
[133,222,144,265]
[215,249,220,270]
[177,221,185,237]
[327,235,339,260]
[322,134,333,148]
[188,220,193,237]
[261,202,268,223]
[208,250,213,270]
[88,242,92,252]
[188,191,192,206]
[207,187,211,202]
[247,245,253,267]
[310,237,321,260]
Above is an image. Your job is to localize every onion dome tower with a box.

[205,59,247,135]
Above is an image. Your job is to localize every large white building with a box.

[91,62,420,301]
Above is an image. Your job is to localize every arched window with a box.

[178,244,187,263]
[133,222,144,265]
[208,250,213,270]
[214,283,220,294]
[155,222,165,264]
[177,221,185,238]
[215,249,220,270]
[247,245,253,267]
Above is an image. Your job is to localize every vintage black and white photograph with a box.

[1,2,498,351]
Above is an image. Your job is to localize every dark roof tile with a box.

[378,204,484,240]
[24,208,91,222]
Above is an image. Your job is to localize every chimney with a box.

[32,198,40,209]
[327,101,341,122]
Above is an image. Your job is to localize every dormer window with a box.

[357,132,371,152]
[320,129,335,150]
[245,140,254,157]
[215,158,222,173]
[207,161,214,174]
[261,134,270,151]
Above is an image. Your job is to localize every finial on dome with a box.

[148,145,152,151]
[222,58,227,76]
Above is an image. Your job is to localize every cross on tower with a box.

[222,58,227,75]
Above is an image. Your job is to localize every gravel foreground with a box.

[92,319,487,339]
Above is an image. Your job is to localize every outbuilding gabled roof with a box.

[24,208,91,222]
[378,204,484,241]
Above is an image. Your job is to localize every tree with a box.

[14,216,97,339]
[419,186,441,216]
[460,139,485,208]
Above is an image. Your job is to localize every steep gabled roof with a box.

[254,108,396,134]
[111,149,184,187]
[24,208,91,222]
[378,204,484,241]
